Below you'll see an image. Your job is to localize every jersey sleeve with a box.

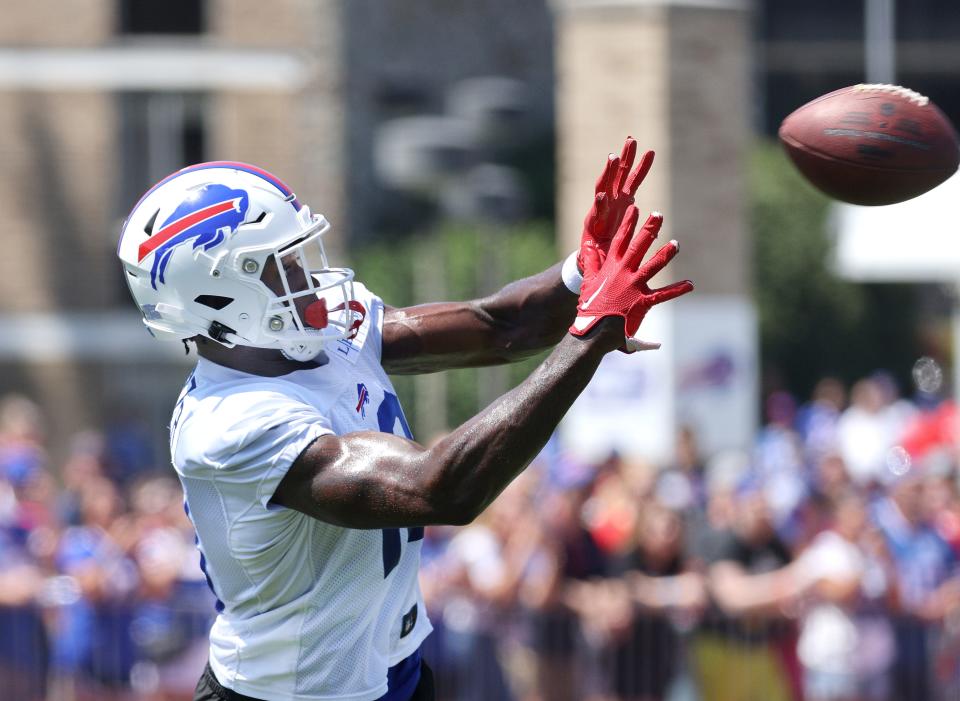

[174,388,333,509]
[351,281,385,362]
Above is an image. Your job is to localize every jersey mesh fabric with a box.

[170,283,431,701]
[295,527,383,693]
[180,476,251,611]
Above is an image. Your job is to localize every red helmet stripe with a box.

[137,199,239,262]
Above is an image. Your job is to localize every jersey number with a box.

[378,392,424,577]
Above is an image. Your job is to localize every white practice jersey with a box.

[170,283,431,701]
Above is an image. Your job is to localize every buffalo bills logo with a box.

[138,184,249,289]
[356,383,370,417]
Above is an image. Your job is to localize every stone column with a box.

[553,0,757,461]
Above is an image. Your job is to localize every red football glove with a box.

[579,137,655,279]
[570,206,694,340]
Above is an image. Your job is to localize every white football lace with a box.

[853,83,929,106]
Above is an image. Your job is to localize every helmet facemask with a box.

[225,213,361,361]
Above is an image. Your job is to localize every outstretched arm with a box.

[382,137,656,374]
[272,205,692,528]
[274,326,618,527]
[381,262,578,374]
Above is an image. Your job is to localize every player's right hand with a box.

[578,138,655,280]
[569,205,693,347]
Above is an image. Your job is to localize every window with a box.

[897,0,960,41]
[758,0,864,41]
[117,92,207,217]
[118,0,205,35]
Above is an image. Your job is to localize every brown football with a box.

[778,84,960,206]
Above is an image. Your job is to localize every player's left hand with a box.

[579,137,655,280]
[570,206,694,351]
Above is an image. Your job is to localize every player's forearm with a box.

[423,331,607,523]
[382,263,578,374]
[475,262,579,356]
[274,328,615,528]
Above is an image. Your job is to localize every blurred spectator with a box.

[655,427,707,513]
[812,452,854,505]
[755,392,804,479]
[58,431,108,527]
[53,476,139,701]
[837,377,915,486]
[754,392,808,528]
[0,395,46,461]
[693,488,805,701]
[874,371,917,428]
[796,492,896,701]
[526,484,607,701]
[0,477,48,701]
[873,469,960,701]
[583,458,643,558]
[791,452,857,551]
[0,397,55,701]
[426,481,533,701]
[0,396,54,532]
[604,500,707,701]
[685,449,746,571]
[795,377,846,461]
[420,523,462,699]
[901,401,959,466]
[127,476,214,700]
[926,466,960,556]
[103,405,157,487]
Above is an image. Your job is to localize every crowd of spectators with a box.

[420,371,960,701]
[2,369,960,701]
[0,396,214,701]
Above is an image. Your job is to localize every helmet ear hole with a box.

[194,295,234,310]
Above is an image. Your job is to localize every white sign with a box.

[832,172,960,282]
[559,295,757,465]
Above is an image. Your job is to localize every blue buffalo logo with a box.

[356,383,370,417]
[138,184,249,289]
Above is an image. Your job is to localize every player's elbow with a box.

[423,489,482,526]
[441,502,481,526]
[419,443,500,525]
[358,453,480,526]
[420,476,483,526]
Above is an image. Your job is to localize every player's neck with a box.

[195,338,325,377]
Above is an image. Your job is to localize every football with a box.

[778,84,960,206]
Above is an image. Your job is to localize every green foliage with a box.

[351,221,557,431]
[750,141,920,397]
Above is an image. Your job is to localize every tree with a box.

[751,141,921,399]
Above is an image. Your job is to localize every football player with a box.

[117,139,692,701]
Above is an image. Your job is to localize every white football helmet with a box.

[118,162,360,361]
